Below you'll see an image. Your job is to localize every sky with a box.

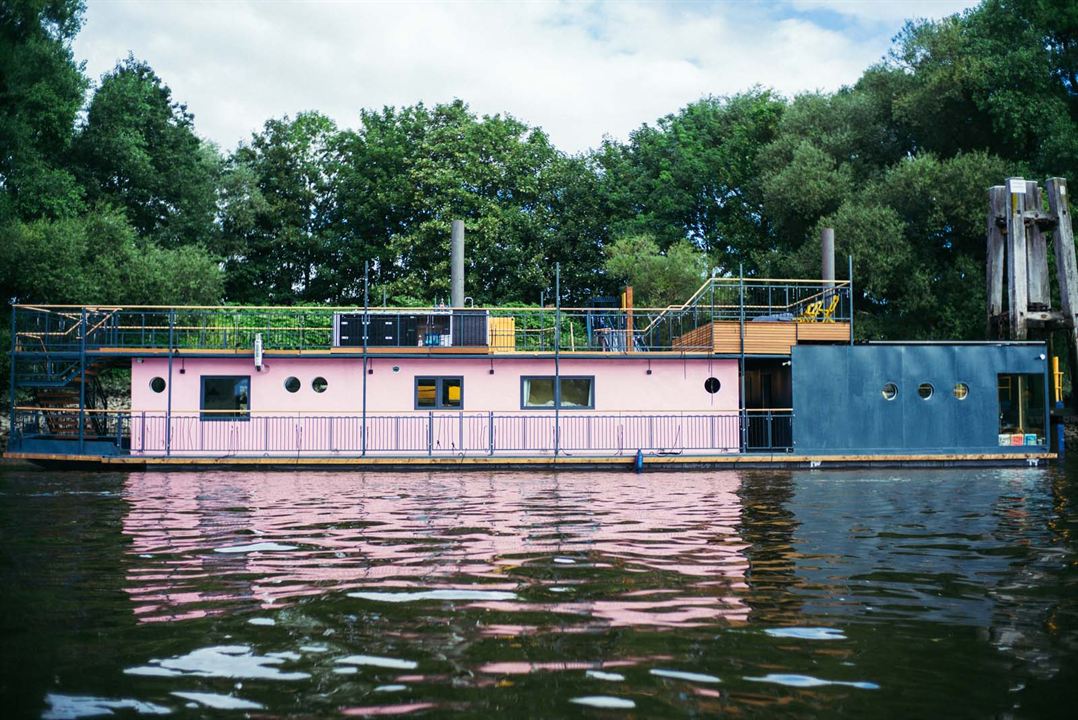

[72,0,980,154]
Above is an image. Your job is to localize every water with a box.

[1,464,1076,718]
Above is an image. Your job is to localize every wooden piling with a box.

[1046,177,1078,407]
[1025,181,1051,308]
[1006,177,1029,340]
[987,186,1006,335]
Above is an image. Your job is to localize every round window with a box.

[704,377,721,394]
[953,382,969,400]
[918,383,934,399]
[150,377,166,393]
[312,377,328,393]
[882,383,898,401]
[284,376,301,393]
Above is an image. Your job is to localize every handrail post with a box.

[848,255,855,344]
[165,309,174,456]
[488,410,494,455]
[78,307,87,453]
[428,411,433,456]
[738,266,747,453]
[362,262,369,457]
[8,301,17,451]
[554,263,561,458]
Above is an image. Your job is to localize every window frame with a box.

[414,376,464,410]
[520,375,595,410]
[200,375,251,421]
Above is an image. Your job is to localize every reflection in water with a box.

[4,465,1078,718]
[121,471,753,628]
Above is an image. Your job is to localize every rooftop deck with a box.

[12,278,852,358]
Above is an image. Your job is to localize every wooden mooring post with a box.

[987,176,1078,407]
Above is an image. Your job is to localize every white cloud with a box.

[788,0,979,24]
[71,0,977,154]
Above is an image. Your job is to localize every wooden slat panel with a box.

[798,323,851,342]
[488,317,516,352]
[675,320,852,355]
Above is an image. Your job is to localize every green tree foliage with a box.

[73,55,221,247]
[603,235,708,308]
[0,208,222,305]
[223,101,610,306]
[0,0,87,220]
[886,0,1078,173]
[331,100,607,305]
[217,112,338,303]
[596,90,784,270]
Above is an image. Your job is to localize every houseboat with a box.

[4,248,1055,469]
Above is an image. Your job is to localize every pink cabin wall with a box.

[128,356,743,455]
[130,356,740,415]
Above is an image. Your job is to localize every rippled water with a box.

[1,464,1077,717]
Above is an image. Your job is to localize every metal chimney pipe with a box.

[821,227,835,289]
[451,219,465,307]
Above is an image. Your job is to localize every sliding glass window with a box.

[521,376,594,409]
[415,377,463,409]
[200,376,251,420]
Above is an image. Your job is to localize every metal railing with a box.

[9,408,796,456]
[12,278,850,356]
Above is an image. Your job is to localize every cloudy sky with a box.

[72,0,979,154]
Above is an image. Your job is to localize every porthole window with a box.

[150,377,166,393]
[284,376,301,393]
[918,383,934,400]
[312,377,328,393]
[882,383,898,401]
[704,377,721,394]
[953,382,969,400]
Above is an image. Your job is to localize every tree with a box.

[0,207,222,305]
[217,112,338,304]
[72,55,221,247]
[603,235,708,308]
[328,100,604,305]
[886,0,1078,175]
[595,90,785,270]
[0,0,87,221]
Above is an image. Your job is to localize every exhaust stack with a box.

[451,219,464,307]
[821,227,835,288]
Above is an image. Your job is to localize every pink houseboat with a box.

[5,246,1055,469]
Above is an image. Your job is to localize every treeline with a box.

[2,0,1077,348]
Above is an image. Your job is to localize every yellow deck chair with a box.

[820,294,840,322]
[797,300,823,323]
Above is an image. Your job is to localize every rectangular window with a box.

[415,377,463,409]
[998,373,1046,444]
[201,376,250,421]
[521,376,594,409]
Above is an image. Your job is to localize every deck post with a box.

[488,411,494,455]
[554,263,561,458]
[738,265,747,453]
[165,309,174,456]
[362,262,369,457]
[848,254,855,345]
[8,301,16,451]
[77,306,86,453]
